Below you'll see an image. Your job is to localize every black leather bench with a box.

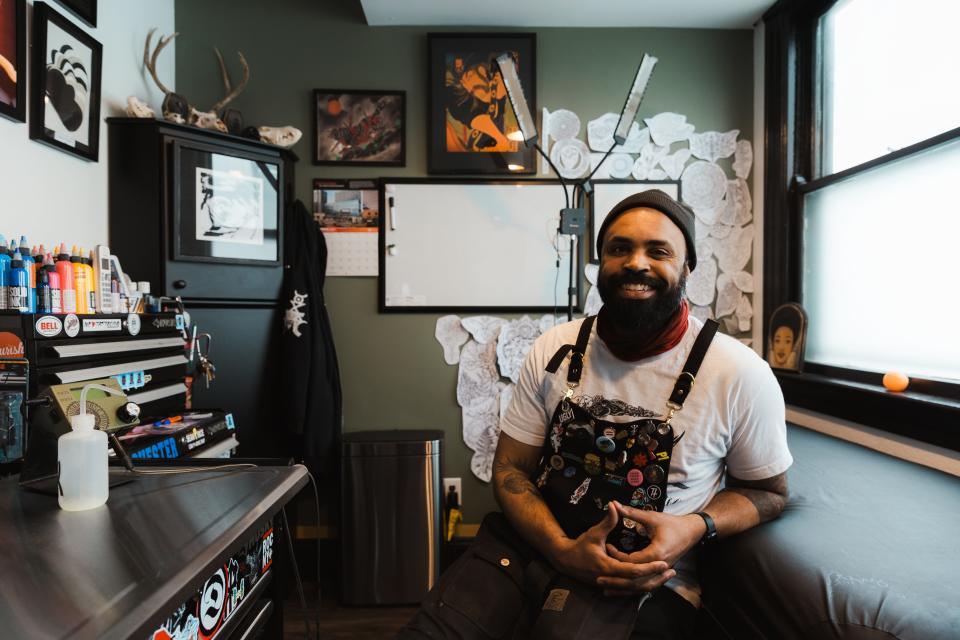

[702,424,960,639]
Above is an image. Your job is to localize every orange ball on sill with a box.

[882,372,910,392]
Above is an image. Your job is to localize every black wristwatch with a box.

[695,511,718,545]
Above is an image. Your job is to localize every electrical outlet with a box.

[443,477,462,507]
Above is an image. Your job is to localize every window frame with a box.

[762,0,960,451]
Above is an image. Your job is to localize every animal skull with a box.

[258,125,302,148]
[125,96,155,118]
[190,108,227,133]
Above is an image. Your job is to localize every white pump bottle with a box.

[58,383,124,511]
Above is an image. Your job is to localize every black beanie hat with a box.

[595,189,697,271]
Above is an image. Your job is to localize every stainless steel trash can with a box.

[341,429,443,605]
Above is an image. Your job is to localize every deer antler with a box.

[210,49,250,113]
[143,28,178,97]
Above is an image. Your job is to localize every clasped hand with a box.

[551,501,703,596]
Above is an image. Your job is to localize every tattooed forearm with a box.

[723,487,786,523]
[724,471,789,523]
[500,470,541,497]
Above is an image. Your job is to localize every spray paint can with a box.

[81,248,96,313]
[71,245,90,314]
[44,256,63,314]
[0,236,9,311]
[19,237,35,313]
[56,244,77,313]
[7,252,30,313]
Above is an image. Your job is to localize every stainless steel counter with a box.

[0,465,309,639]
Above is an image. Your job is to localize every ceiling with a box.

[359,0,776,29]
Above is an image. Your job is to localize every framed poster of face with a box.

[313,90,406,166]
[767,302,808,372]
[0,0,25,122]
[171,139,282,266]
[29,2,102,161]
[54,0,96,28]
[427,32,536,175]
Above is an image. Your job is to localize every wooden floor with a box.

[283,585,417,639]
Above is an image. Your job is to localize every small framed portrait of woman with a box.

[767,303,807,372]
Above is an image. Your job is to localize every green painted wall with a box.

[175,0,753,522]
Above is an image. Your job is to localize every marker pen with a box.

[56,243,77,313]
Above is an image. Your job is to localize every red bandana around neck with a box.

[597,299,690,362]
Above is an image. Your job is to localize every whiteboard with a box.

[380,180,579,311]
[588,180,680,261]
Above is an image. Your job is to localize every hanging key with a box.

[196,333,216,389]
[199,355,217,389]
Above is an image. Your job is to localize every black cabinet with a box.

[107,118,298,458]
[107,117,296,302]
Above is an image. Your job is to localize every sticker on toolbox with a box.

[126,314,141,336]
[151,317,177,329]
[82,318,123,333]
[130,437,179,459]
[0,332,25,357]
[225,413,235,430]
[63,314,81,338]
[176,315,185,330]
[35,316,62,338]
[112,371,146,391]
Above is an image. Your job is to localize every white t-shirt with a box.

[500,315,793,602]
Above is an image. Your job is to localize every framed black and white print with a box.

[427,32,536,175]
[54,0,96,28]
[29,2,102,161]
[314,90,405,166]
[171,139,282,266]
[0,0,25,122]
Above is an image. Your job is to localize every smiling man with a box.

[490,190,793,639]
[400,191,792,640]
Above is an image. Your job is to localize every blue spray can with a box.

[37,261,54,314]
[19,236,35,313]
[0,237,10,311]
[7,252,30,313]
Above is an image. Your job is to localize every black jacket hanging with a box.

[280,199,343,477]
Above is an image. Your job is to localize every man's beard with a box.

[597,270,687,334]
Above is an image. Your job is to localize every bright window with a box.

[803,0,960,385]
[802,136,960,382]
[821,0,960,173]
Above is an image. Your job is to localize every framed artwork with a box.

[767,303,808,372]
[54,0,95,28]
[0,0,25,122]
[589,181,681,262]
[29,2,102,161]
[427,32,536,175]
[312,179,379,276]
[313,90,405,166]
[171,139,282,266]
